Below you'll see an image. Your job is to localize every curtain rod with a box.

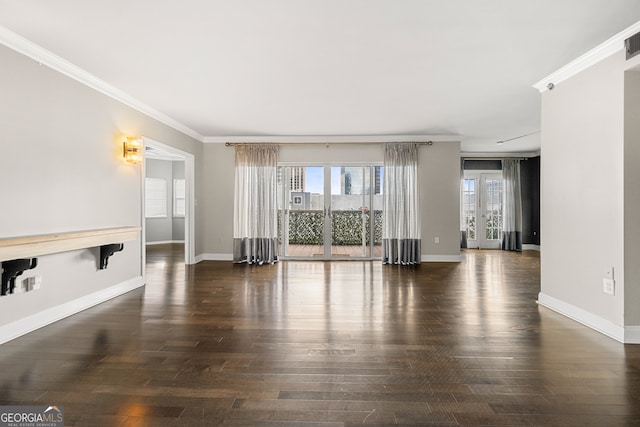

[224,141,434,147]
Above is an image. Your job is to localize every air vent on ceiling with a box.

[626,32,640,60]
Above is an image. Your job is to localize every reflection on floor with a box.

[283,244,383,258]
[0,246,639,426]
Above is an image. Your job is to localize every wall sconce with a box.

[123,137,143,164]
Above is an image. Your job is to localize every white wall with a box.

[540,50,640,341]
[541,52,625,329]
[0,45,202,343]
[624,68,640,326]
[419,141,462,260]
[202,144,235,258]
[201,142,461,261]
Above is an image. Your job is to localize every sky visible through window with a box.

[304,166,383,195]
[305,167,342,195]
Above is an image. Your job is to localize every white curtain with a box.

[233,144,279,264]
[382,143,421,264]
[501,158,522,251]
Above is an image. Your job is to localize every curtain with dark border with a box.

[233,144,279,264]
[501,158,522,251]
[382,143,421,265]
[460,158,467,249]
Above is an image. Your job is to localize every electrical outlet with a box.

[605,267,614,280]
[434,237,440,244]
[16,279,29,293]
[27,275,42,291]
[603,278,615,295]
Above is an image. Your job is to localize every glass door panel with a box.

[330,166,369,258]
[484,177,503,241]
[280,166,325,258]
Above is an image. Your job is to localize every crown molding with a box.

[203,134,462,144]
[0,25,204,142]
[533,20,640,93]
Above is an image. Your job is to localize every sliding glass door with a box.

[278,165,382,259]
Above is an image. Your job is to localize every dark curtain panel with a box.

[501,159,522,251]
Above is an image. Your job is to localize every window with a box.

[173,179,186,217]
[145,178,167,218]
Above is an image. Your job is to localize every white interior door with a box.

[463,171,503,249]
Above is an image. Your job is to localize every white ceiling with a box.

[2,1,640,153]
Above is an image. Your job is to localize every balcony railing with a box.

[279,210,383,245]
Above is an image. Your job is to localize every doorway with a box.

[142,138,195,269]
[463,171,503,249]
[278,165,383,259]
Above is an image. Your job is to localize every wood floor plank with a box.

[1,244,640,425]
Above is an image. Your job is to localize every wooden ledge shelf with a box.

[0,227,141,295]
[0,227,141,262]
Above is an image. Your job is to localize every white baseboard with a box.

[146,240,184,246]
[625,326,640,344]
[537,292,626,343]
[196,253,233,262]
[523,244,541,251]
[0,276,144,346]
[421,255,462,263]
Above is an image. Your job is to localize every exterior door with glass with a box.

[463,172,503,249]
[278,165,383,259]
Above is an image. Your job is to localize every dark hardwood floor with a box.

[1,245,640,426]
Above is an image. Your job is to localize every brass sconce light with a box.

[123,137,143,164]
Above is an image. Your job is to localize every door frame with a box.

[141,137,196,272]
